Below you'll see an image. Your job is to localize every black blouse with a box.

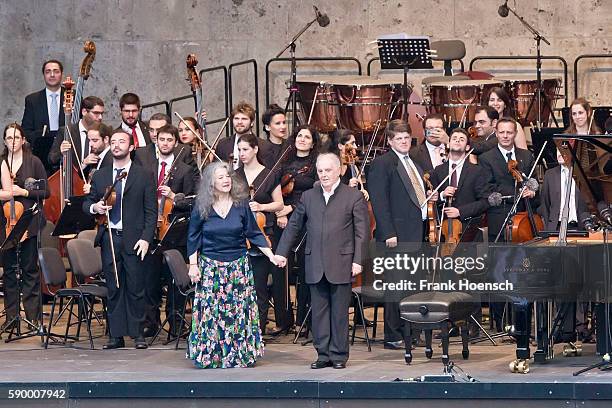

[236,166,280,233]
[280,154,317,208]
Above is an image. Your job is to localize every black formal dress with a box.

[1,152,50,324]
[277,182,369,364]
[83,162,157,338]
[237,166,291,333]
[259,139,286,170]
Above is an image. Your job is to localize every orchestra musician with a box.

[0,123,50,330]
[48,95,105,172]
[235,133,291,335]
[276,125,319,331]
[564,97,602,135]
[429,128,490,230]
[134,124,198,337]
[147,112,171,144]
[117,93,152,148]
[82,122,112,184]
[145,113,195,169]
[275,153,369,369]
[216,102,256,169]
[471,106,500,156]
[409,113,450,173]
[21,59,65,174]
[258,104,288,169]
[83,130,157,349]
[367,119,432,350]
[186,161,278,368]
[329,129,360,187]
[485,87,528,149]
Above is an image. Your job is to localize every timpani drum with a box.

[296,76,345,133]
[497,76,562,126]
[425,79,503,124]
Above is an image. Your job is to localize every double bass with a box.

[44,42,95,223]
[186,54,207,169]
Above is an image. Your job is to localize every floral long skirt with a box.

[187,255,264,368]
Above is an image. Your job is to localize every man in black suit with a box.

[134,124,198,336]
[368,119,432,349]
[216,102,255,169]
[276,153,368,369]
[48,96,105,173]
[117,93,152,148]
[21,59,65,174]
[471,106,499,156]
[83,130,157,349]
[410,113,449,173]
[479,117,537,243]
[429,128,490,234]
[538,149,589,231]
[82,122,112,186]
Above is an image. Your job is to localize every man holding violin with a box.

[134,124,198,338]
[83,130,157,349]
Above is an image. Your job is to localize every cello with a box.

[506,159,544,242]
[44,42,95,223]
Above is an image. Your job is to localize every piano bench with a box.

[399,291,480,366]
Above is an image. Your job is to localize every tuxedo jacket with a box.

[368,150,426,243]
[133,144,198,213]
[276,182,369,285]
[537,165,588,230]
[47,122,84,168]
[409,142,436,173]
[21,88,65,144]
[429,161,490,222]
[82,163,157,254]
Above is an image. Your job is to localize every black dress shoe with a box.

[142,327,157,338]
[310,360,333,369]
[383,340,404,350]
[103,337,125,349]
[134,336,148,349]
[332,361,346,369]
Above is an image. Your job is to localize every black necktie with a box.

[450,163,457,188]
[506,152,513,162]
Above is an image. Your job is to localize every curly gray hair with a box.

[195,161,248,219]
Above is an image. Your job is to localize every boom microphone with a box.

[24,177,46,190]
[498,0,509,17]
[313,5,330,27]
[487,192,513,207]
[525,178,539,193]
[598,201,612,226]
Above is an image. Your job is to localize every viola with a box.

[156,148,186,241]
[247,185,272,249]
[281,164,311,198]
[3,172,26,242]
[340,143,370,201]
[423,173,439,244]
[506,159,544,242]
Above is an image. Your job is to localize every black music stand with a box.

[0,206,40,342]
[51,196,96,237]
[378,36,433,120]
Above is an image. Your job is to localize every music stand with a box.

[378,36,433,120]
[51,196,96,237]
[530,127,564,170]
[0,206,40,342]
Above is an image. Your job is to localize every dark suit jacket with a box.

[115,120,152,146]
[216,134,237,162]
[409,142,436,173]
[276,182,368,285]
[368,150,426,243]
[471,133,498,156]
[83,149,113,181]
[47,122,84,168]
[83,163,157,254]
[537,165,589,230]
[133,144,198,213]
[429,161,490,222]
[21,88,65,144]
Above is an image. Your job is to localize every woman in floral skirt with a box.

[187,161,279,368]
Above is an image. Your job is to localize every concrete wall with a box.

[0,0,610,135]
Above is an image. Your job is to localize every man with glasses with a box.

[410,113,450,173]
[48,96,105,172]
[471,106,500,156]
[21,59,65,174]
[117,93,152,148]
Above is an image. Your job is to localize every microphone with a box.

[524,178,539,193]
[498,0,509,17]
[313,5,330,27]
[597,201,612,226]
[24,177,46,190]
[488,192,513,207]
[582,214,601,233]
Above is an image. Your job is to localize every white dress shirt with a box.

[559,166,578,222]
[322,179,341,204]
[498,145,516,162]
[121,121,147,147]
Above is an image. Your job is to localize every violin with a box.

[506,159,544,243]
[156,148,186,241]
[3,172,26,242]
[423,173,439,244]
[439,183,462,256]
[247,185,272,249]
[281,164,311,198]
[340,143,370,201]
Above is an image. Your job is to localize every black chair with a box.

[399,291,479,367]
[161,249,195,349]
[39,247,106,349]
[350,286,383,351]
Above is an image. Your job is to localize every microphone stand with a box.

[502,5,558,127]
[275,14,320,135]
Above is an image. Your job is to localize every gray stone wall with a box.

[1,0,610,135]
